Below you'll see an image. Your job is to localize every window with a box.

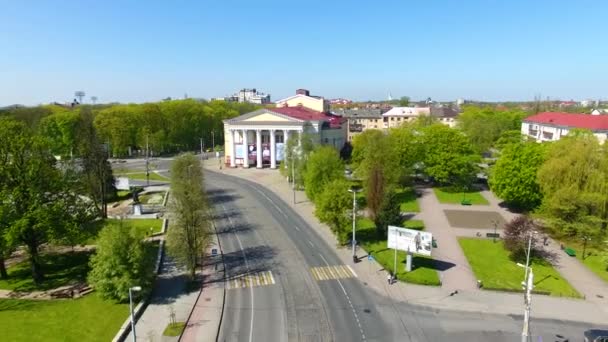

[262,134,270,143]
[391,117,394,121]
[276,134,284,143]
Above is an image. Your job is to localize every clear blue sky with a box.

[1,0,607,106]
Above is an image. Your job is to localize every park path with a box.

[201,159,608,325]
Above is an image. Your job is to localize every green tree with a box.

[374,189,402,237]
[167,153,211,278]
[304,146,344,202]
[388,123,423,184]
[457,106,528,153]
[537,131,607,238]
[489,141,546,211]
[0,119,90,284]
[88,223,155,302]
[314,180,352,244]
[280,128,314,189]
[38,109,81,157]
[419,124,479,186]
[399,96,410,107]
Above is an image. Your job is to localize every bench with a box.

[461,199,472,206]
[564,248,576,257]
[486,233,500,239]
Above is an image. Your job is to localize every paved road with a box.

[114,158,600,341]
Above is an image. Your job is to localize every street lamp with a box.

[129,286,142,342]
[491,219,499,243]
[581,235,591,260]
[517,230,536,342]
[348,186,362,263]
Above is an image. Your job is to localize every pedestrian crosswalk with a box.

[310,265,357,281]
[227,271,276,290]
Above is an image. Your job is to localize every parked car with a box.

[585,329,608,342]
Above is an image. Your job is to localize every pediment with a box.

[225,109,303,124]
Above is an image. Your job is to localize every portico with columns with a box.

[222,89,347,169]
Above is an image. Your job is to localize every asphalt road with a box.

[114,158,599,342]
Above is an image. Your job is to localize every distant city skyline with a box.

[1,0,607,106]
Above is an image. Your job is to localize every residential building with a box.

[215,88,271,104]
[222,89,346,168]
[430,107,459,128]
[382,106,431,129]
[521,112,608,144]
[333,108,384,141]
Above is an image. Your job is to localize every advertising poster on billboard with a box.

[387,225,433,256]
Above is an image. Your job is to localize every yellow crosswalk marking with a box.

[227,271,276,290]
[310,265,357,282]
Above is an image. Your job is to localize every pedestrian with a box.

[387,272,392,285]
[543,236,548,246]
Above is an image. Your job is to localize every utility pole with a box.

[145,134,150,186]
[200,137,203,161]
[517,230,535,342]
[291,154,296,204]
[212,131,215,152]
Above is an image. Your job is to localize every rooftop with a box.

[270,107,343,128]
[524,112,608,131]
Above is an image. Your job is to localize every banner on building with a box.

[387,225,432,256]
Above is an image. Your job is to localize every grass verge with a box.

[163,322,186,336]
[357,218,440,285]
[118,172,169,182]
[458,237,581,297]
[433,187,489,205]
[85,218,163,244]
[395,187,420,212]
[0,294,129,342]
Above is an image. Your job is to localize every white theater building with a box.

[222,89,346,168]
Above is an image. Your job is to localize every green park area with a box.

[558,239,608,284]
[86,218,163,244]
[118,172,169,182]
[357,218,440,286]
[395,188,420,212]
[458,238,580,297]
[0,295,129,342]
[434,187,489,205]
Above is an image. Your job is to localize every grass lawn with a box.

[118,172,169,182]
[0,294,129,342]
[458,237,581,297]
[163,322,186,336]
[86,218,163,244]
[0,251,92,292]
[433,187,489,205]
[139,191,166,205]
[557,239,608,284]
[395,188,420,212]
[356,218,439,286]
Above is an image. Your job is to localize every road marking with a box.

[310,265,357,281]
[308,240,315,248]
[319,254,367,342]
[222,205,255,342]
[294,226,301,231]
[227,271,276,289]
[253,187,289,219]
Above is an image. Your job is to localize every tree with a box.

[374,189,402,237]
[399,96,410,107]
[489,141,547,211]
[88,223,155,302]
[537,131,607,238]
[419,124,479,187]
[280,127,314,189]
[494,130,526,151]
[457,106,528,153]
[388,123,423,184]
[503,216,542,262]
[167,153,211,278]
[77,108,116,218]
[314,180,352,244]
[304,146,344,202]
[0,119,90,284]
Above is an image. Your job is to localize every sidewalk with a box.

[202,160,608,325]
[180,227,225,342]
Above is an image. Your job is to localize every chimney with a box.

[296,89,310,96]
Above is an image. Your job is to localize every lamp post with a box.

[129,286,142,342]
[517,229,536,342]
[581,235,590,260]
[145,135,150,186]
[491,219,498,243]
[291,154,296,205]
[348,186,362,263]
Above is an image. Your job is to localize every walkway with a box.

[202,159,608,324]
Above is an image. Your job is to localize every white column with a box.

[242,129,249,168]
[256,129,263,168]
[283,129,290,169]
[270,129,276,169]
[230,129,236,168]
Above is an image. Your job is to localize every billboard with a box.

[387,225,432,256]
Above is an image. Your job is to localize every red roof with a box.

[269,106,343,128]
[524,112,608,131]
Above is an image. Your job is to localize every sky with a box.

[1,0,607,106]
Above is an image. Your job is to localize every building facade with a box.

[332,108,384,141]
[223,90,346,168]
[521,112,608,144]
[215,88,271,104]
